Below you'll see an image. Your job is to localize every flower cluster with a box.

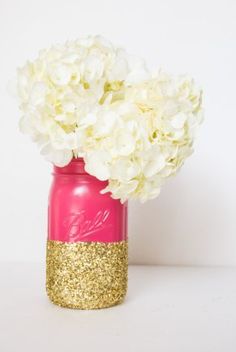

[17,36,203,202]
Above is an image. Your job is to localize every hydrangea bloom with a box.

[17,36,203,202]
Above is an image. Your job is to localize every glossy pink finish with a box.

[48,158,127,243]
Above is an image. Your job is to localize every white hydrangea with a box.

[17,36,203,202]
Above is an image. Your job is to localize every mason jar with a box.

[46,158,128,309]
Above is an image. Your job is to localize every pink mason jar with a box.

[46,158,128,309]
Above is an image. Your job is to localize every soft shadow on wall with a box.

[129,159,228,266]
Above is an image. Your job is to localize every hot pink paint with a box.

[48,158,127,243]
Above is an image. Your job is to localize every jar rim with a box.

[53,157,87,175]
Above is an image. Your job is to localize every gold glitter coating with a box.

[46,240,128,309]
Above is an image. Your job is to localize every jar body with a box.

[46,158,128,309]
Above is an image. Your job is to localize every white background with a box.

[0,0,235,265]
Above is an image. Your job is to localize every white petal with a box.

[110,158,140,181]
[114,130,136,156]
[84,151,111,180]
[49,63,71,85]
[126,56,150,84]
[93,111,118,136]
[29,82,47,105]
[41,144,73,166]
[171,113,187,129]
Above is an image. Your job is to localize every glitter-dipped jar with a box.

[46,158,128,309]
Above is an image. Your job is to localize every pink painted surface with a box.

[48,158,127,243]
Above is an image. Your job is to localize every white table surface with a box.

[0,264,235,352]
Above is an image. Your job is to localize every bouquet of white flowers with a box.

[17,36,203,202]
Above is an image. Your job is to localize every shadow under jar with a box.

[46,158,128,309]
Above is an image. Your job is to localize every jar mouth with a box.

[53,157,87,175]
[71,157,84,163]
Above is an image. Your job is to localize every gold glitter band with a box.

[46,240,128,309]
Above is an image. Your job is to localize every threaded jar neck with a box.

[53,158,87,175]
